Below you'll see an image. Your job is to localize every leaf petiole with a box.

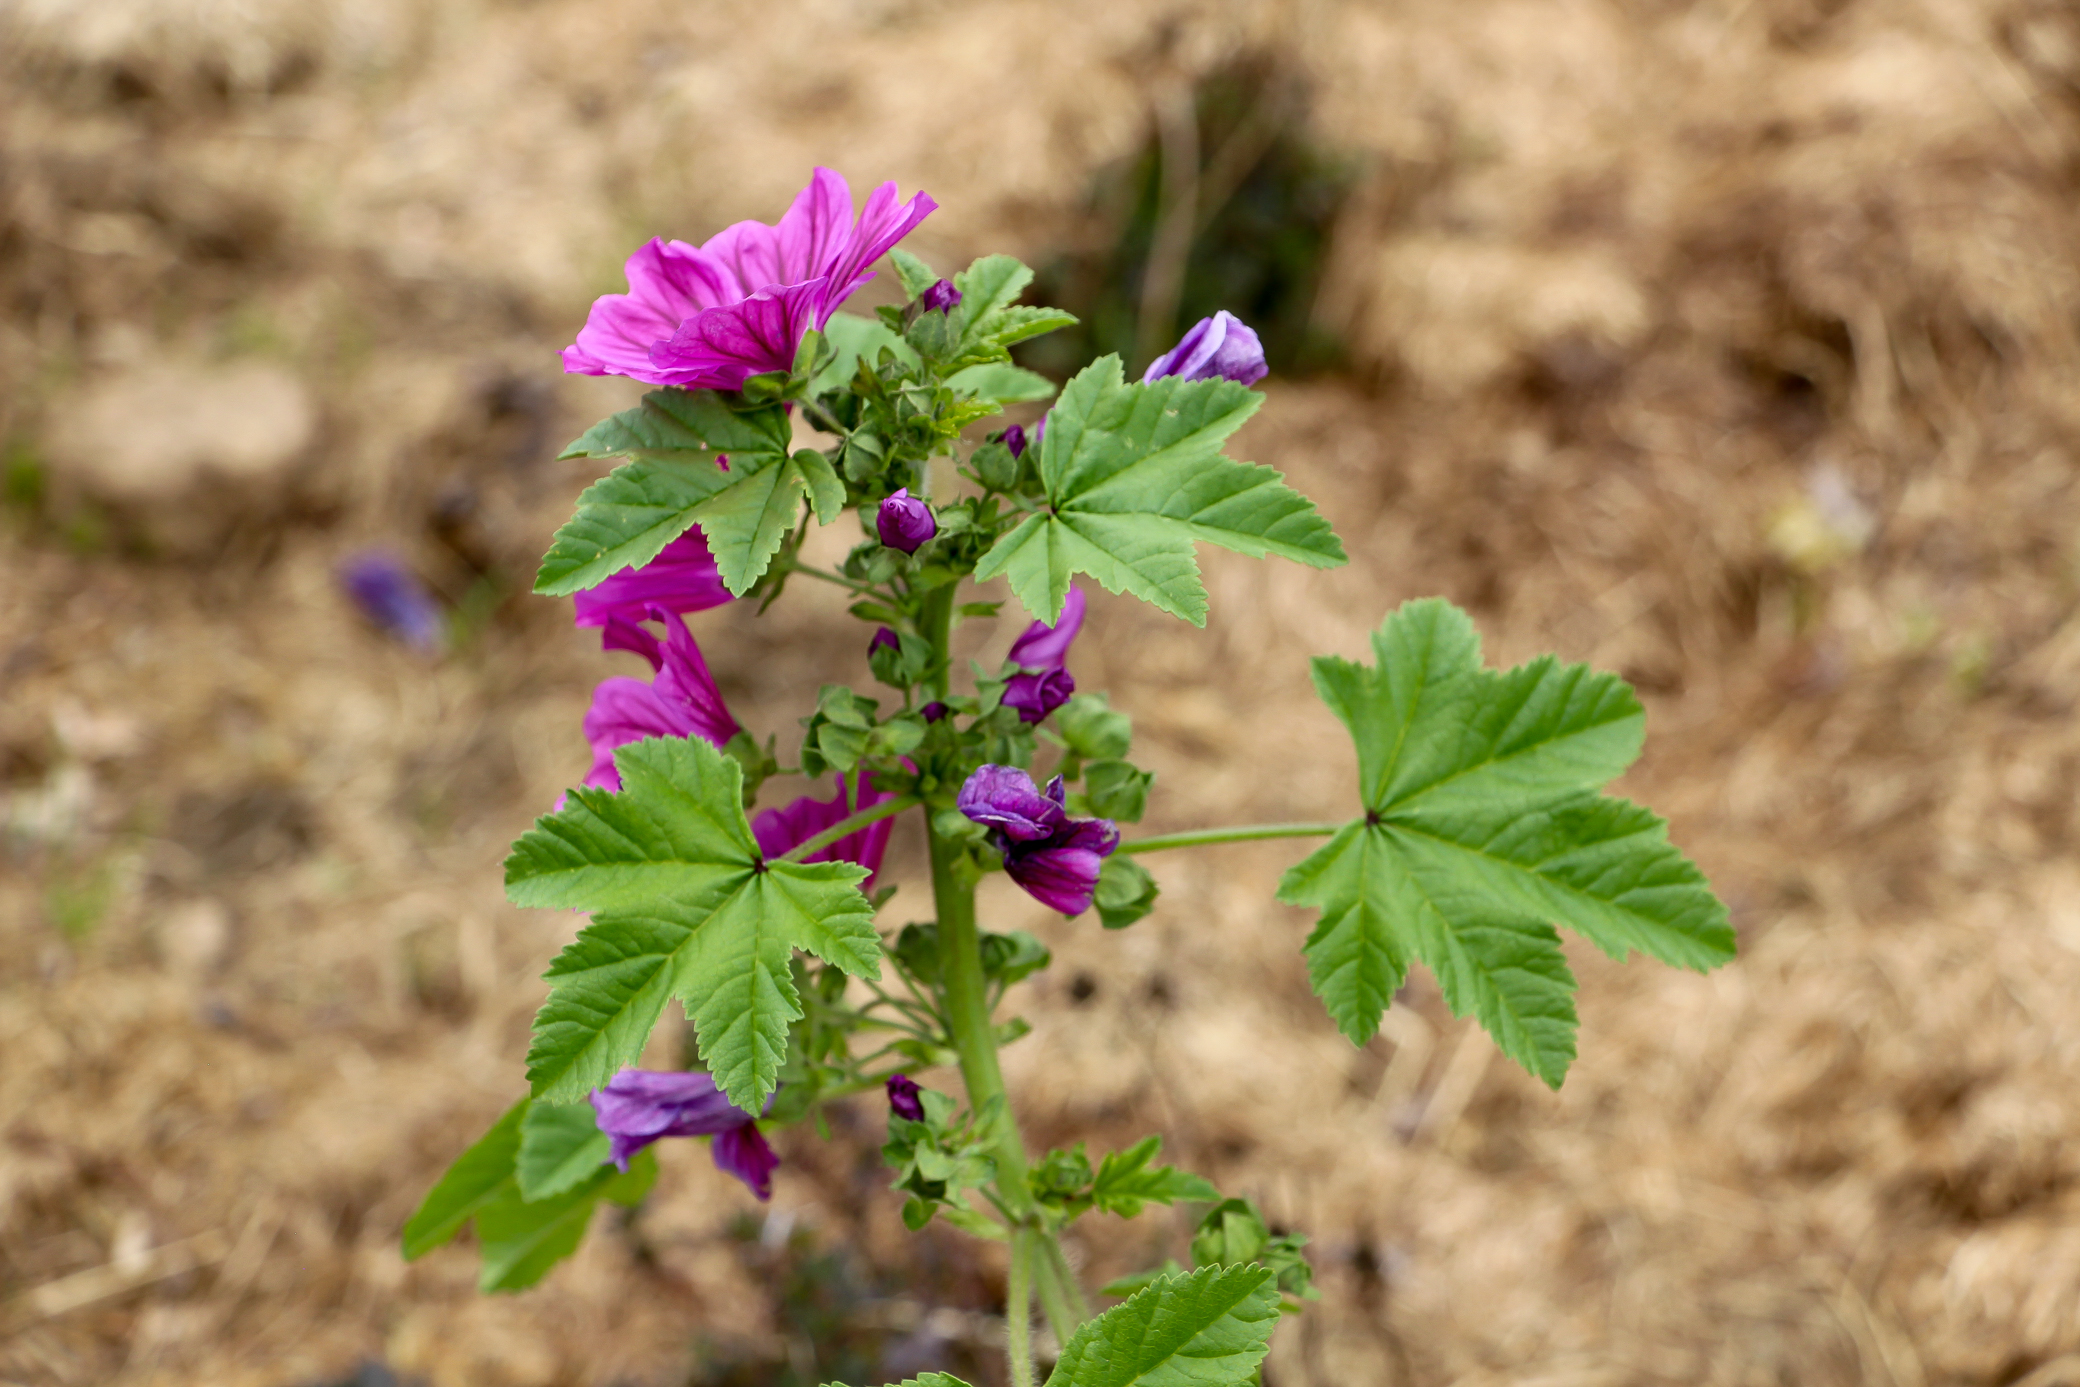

[1117,822,1342,855]
[774,795,919,866]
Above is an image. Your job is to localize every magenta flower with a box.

[340,551,444,652]
[956,765,1119,915]
[877,488,936,553]
[919,279,962,314]
[1144,311,1268,386]
[1002,585,1085,724]
[582,609,740,791]
[574,528,732,630]
[590,1069,778,1199]
[885,1073,925,1122]
[562,168,936,392]
[753,773,896,887]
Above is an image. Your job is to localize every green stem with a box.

[773,795,918,864]
[1030,1237,1083,1349]
[1038,1234,1092,1327]
[1006,1231,1037,1387]
[927,814,1032,1211]
[1116,821,1343,855]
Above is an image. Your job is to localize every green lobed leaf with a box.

[890,248,941,300]
[690,451,847,594]
[516,1099,611,1201]
[945,361,1058,404]
[402,1099,528,1260]
[1044,1263,1280,1387]
[974,357,1344,626]
[543,388,794,597]
[1278,598,1735,1087]
[815,311,919,394]
[506,736,880,1111]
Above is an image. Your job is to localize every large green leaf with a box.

[1046,1264,1279,1387]
[516,1099,611,1201]
[547,388,822,597]
[973,357,1344,625]
[402,1099,527,1261]
[402,1097,655,1293]
[473,1150,656,1293]
[506,735,880,1111]
[1277,599,1734,1087]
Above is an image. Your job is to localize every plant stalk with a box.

[1006,1230,1038,1387]
[1117,821,1343,855]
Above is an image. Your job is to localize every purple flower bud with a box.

[920,279,962,314]
[590,1068,778,1199]
[1002,667,1076,724]
[1143,311,1268,387]
[877,488,936,553]
[886,1073,926,1122]
[1006,586,1085,674]
[340,551,444,652]
[956,765,1119,916]
[871,626,902,654]
[1001,424,1027,459]
[920,701,950,723]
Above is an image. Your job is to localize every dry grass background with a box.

[6,0,2080,1382]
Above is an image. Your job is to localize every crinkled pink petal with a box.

[753,773,896,887]
[702,167,856,302]
[815,178,939,324]
[1005,839,1110,915]
[651,612,740,745]
[650,279,829,391]
[574,528,732,629]
[562,238,737,384]
[580,612,739,790]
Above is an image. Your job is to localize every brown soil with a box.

[7,0,2080,1384]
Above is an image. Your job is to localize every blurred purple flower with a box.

[919,279,962,313]
[870,626,902,655]
[877,488,936,553]
[885,1073,925,1122]
[340,551,444,652]
[590,1068,778,1199]
[574,528,732,630]
[753,772,896,887]
[956,765,1119,915]
[1002,584,1085,723]
[1001,424,1027,459]
[582,609,740,791]
[920,701,950,723]
[562,168,936,392]
[1143,311,1267,386]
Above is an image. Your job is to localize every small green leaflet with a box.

[402,1097,655,1293]
[973,356,1345,625]
[516,1099,612,1200]
[1090,1136,1219,1218]
[1277,599,1734,1088]
[505,735,880,1111]
[547,388,841,597]
[1045,1264,1279,1387]
[953,255,1078,359]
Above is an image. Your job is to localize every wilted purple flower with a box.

[919,279,961,314]
[877,488,936,553]
[574,528,732,630]
[870,626,902,655]
[340,551,444,652]
[1143,310,1268,386]
[1001,424,1027,459]
[582,609,740,791]
[885,1073,925,1122]
[956,765,1119,915]
[562,167,936,392]
[1001,585,1085,724]
[753,772,897,887]
[590,1068,778,1199]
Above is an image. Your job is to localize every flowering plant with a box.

[404,169,1734,1386]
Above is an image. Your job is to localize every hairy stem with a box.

[772,795,918,864]
[1116,821,1342,855]
[1006,1230,1037,1387]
